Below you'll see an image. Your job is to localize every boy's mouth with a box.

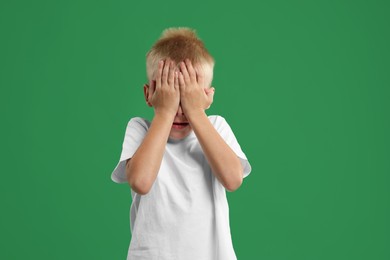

[172,122,189,129]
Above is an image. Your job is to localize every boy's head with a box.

[146,27,215,88]
[144,27,215,140]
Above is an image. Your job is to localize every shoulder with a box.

[126,117,151,131]
[207,114,228,128]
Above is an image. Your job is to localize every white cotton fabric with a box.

[111,115,252,260]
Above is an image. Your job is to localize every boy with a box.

[111,27,252,260]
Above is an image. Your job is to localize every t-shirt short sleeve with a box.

[213,115,252,178]
[111,117,149,183]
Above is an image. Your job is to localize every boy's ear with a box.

[143,84,152,107]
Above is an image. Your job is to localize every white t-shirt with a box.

[111,115,251,260]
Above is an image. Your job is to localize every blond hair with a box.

[146,27,214,87]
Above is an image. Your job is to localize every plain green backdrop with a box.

[1,0,389,259]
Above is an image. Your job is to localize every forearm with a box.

[126,112,174,194]
[187,110,243,192]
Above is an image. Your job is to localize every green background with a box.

[1,0,389,259]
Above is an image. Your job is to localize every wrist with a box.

[154,110,176,122]
[186,109,206,122]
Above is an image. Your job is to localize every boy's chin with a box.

[169,126,192,140]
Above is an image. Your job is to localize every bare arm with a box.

[126,112,174,195]
[178,59,243,192]
[126,59,180,195]
[187,110,243,192]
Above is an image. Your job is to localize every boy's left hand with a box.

[178,59,215,117]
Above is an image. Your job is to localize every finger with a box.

[178,71,185,89]
[156,60,164,89]
[179,61,190,83]
[195,65,205,87]
[162,59,170,85]
[174,71,179,90]
[168,61,175,87]
[185,59,197,83]
[148,80,156,103]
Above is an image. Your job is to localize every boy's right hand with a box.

[148,59,180,117]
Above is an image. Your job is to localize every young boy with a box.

[111,27,252,260]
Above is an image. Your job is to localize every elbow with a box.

[225,168,244,192]
[225,178,243,192]
[127,176,152,195]
[126,160,152,195]
[129,181,150,195]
